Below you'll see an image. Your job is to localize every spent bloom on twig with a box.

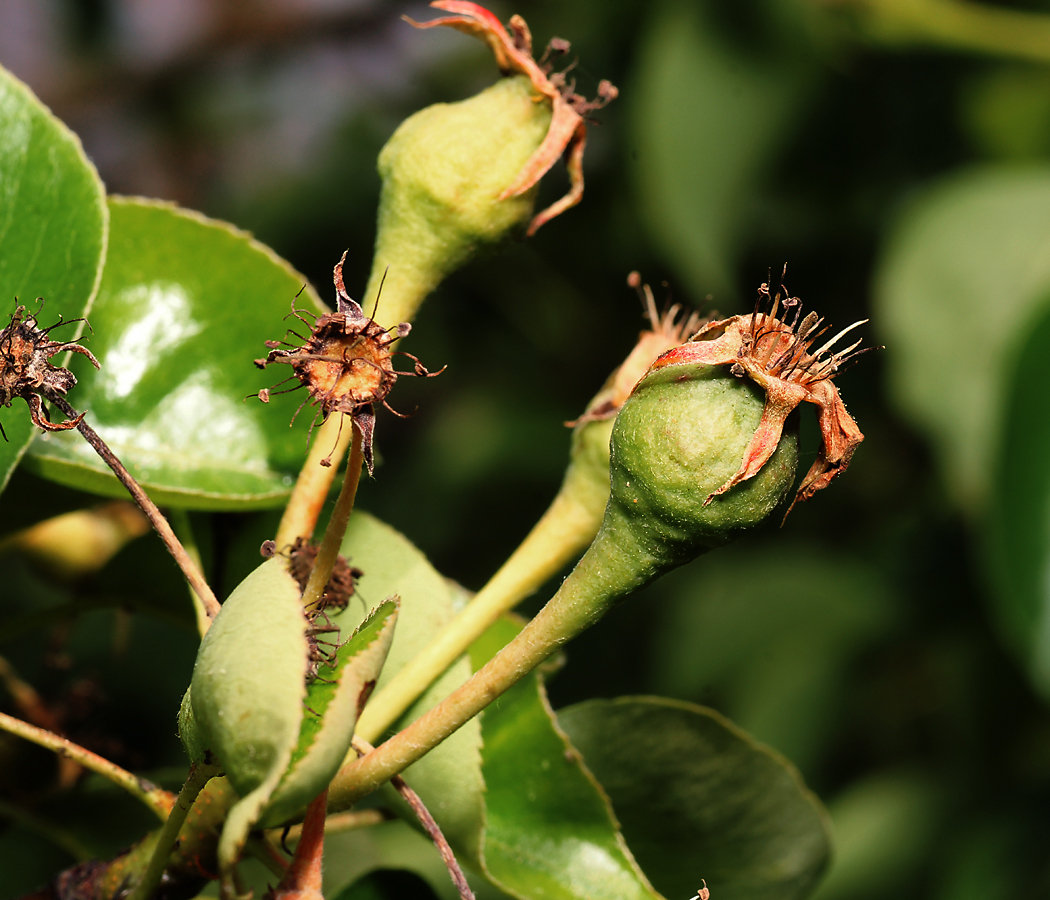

[0,304,98,439]
[255,253,442,473]
[407,1,618,236]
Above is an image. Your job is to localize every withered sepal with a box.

[646,276,873,518]
[0,304,99,438]
[255,252,443,473]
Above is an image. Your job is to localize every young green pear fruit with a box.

[363,2,616,327]
[605,361,800,579]
[364,75,550,328]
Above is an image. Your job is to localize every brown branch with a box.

[49,397,221,623]
[351,737,475,900]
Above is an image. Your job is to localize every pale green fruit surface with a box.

[609,362,799,571]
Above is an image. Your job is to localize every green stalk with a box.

[330,505,652,808]
[275,414,354,548]
[336,355,804,806]
[0,710,175,820]
[301,424,364,611]
[853,0,1050,64]
[170,509,211,639]
[125,761,221,900]
[355,452,607,743]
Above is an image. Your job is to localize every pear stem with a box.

[355,461,604,743]
[125,761,220,900]
[331,509,652,808]
[300,423,364,611]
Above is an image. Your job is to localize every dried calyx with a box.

[571,272,709,427]
[407,1,617,235]
[262,536,363,614]
[286,536,363,613]
[255,252,442,472]
[649,272,874,517]
[0,304,99,438]
[260,536,364,684]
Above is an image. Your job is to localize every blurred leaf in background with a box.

[629,2,810,302]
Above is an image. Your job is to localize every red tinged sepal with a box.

[647,276,873,519]
[406,1,617,235]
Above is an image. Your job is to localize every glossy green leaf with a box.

[0,65,107,494]
[335,512,485,857]
[987,288,1050,698]
[874,165,1050,513]
[630,5,802,300]
[24,196,325,509]
[260,597,399,828]
[558,697,832,900]
[471,617,662,900]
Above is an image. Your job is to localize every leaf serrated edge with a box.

[260,598,400,828]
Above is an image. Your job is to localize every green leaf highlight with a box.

[25,196,325,509]
[0,64,107,494]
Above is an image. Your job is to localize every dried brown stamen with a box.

[255,252,443,473]
[0,304,99,438]
[569,272,709,428]
[262,536,363,685]
[647,272,877,518]
[288,536,363,614]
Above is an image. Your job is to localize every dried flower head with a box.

[407,1,618,235]
[0,304,99,439]
[286,536,363,614]
[571,272,710,427]
[255,252,442,472]
[647,273,874,518]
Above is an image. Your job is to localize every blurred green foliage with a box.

[3,0,1050,898]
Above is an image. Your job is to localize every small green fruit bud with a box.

[564,273,709,528]
[364,4,617,327]
[607,362,799,576]
[364,75,550,327]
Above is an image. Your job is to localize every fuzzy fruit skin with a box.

[607,362,800,576]
[362,75,551,328]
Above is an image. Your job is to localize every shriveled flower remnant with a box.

[255,252,441,472]
[649,275,873,518]
[0,305,99,439]
[408,1,618,235]
[261,535,363,614]
[571,272,709,427]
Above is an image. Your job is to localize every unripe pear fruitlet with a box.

[607,362,800,575]
[362,2,616,328]
[325,279,872,806]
